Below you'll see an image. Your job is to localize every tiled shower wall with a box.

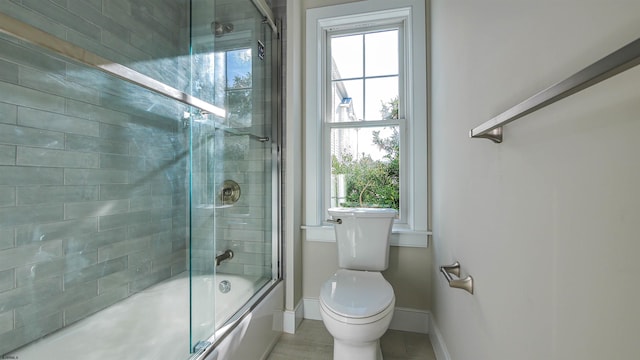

[0,0,190,355]
[190,0,274,280]
[214,1,273,279]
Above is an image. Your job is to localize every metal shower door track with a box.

[0,12,226,119]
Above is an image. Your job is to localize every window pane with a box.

[226,49,252,89]
[331,34,363,80]
[365,30,398,77]
[330,126,399,209]
[213,52,226,108]
[227,89,252,127]
[364,77,398,120]
[331,79,363,121]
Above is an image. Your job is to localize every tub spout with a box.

[215,249,234,266]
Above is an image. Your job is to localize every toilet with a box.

[320,207,397,360]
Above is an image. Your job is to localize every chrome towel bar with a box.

[470,36,640,143]
[440,261,474,294]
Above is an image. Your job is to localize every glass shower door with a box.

[188,0,277,352]
[189,109,221,352]
[189,0,219,352]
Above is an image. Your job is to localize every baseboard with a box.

[428,314,451,360]
[302,298,430,334]
[259,332,282,360]
[303,298,322,321]
[283,299,304,334]
[389,307,430,334]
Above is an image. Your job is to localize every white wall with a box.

[431,1,640,359]
[284,0,304,314]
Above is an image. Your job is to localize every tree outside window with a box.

[331,97,399,210]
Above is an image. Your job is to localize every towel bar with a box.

[440,261,474,294]
[469,36,640,143]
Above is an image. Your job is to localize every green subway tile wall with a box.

[0,0,190,355]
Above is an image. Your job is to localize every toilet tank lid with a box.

[327,207,397,218]
[320,269,394,318]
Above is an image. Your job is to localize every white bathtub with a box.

[197,281,284,360]
[191,273,271,343]
[10,272,281,360]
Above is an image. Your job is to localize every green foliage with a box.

[231,71,252,89]
[332,97,400,210]
[379,96,399,120]
[227,72,252,127]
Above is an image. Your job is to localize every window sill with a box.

[301,225,430,248]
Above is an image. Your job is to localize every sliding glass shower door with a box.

[0,0,278,357]
[188,0,278,351]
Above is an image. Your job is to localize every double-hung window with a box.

[327,27,402,210]
[305,0,429,247]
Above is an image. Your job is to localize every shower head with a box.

[211,21,234,37]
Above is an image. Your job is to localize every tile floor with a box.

[266,320,436,360]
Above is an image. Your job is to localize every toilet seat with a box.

[319,269,395,325]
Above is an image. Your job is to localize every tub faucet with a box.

[215,249,234,266]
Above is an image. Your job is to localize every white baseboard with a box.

[389,307,430,334]
[283,299,304,334]
[302,298,430,334]
[428,314,451,360]
[303,298,322,321]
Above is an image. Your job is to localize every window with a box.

[327,28,402,212]
[305,0,429,247]
[213,48,253,128]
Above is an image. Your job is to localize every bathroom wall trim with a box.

[302,298,323,321]
[429,315,452,360]
[283,299,304,334]
[302,298,431,334]
[390,307,430,334]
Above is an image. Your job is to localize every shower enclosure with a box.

[0,1,281,359]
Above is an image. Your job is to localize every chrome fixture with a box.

[218,280,231,294]
[251,0,277,33]
[470,36,640,143]
[326,218,342,224]
[440,261,474,294]
[211,21,234,37]
[215,250,234,266]
[226,132,270,142]
[219,180,241,205]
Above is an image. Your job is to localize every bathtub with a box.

[193,280,284,360]
[10,273,282,360]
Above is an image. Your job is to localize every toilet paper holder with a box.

[440,261,474,294]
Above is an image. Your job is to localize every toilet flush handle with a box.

[326,218,342,225]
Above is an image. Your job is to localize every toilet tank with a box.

[327,207,397,271]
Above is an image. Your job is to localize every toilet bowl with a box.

[319,269,395,360]
[320,207,398,360]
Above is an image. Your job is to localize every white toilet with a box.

[320,207,397,360]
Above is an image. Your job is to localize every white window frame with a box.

[303,0,429,247]
[325,25,404,218]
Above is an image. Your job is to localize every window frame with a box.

[304,0,429,247]
[325,26,405,220]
